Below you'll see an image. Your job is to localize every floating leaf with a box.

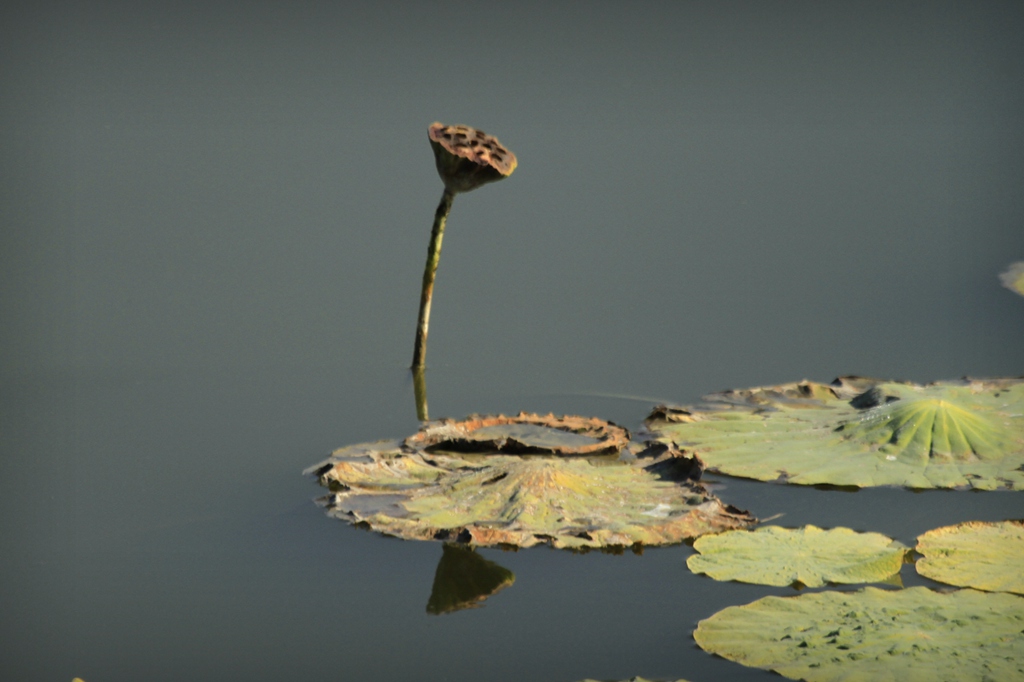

[308,415,756,549]
[426,544,515,614]
[915,520,1024,595]
[406,412,631,456]
[644,377,1024,489]
[694,586,1024,681]
[687,525,905,588]
[1000,261,1024,297]
[577,678,691,682]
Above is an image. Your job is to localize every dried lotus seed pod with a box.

[412,123,518,373]
[428,122,517,194]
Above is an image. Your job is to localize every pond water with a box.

[2,4,1023,681]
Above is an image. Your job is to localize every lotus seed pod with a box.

[428,122,517,194]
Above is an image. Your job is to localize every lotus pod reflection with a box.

[426,544,515,615]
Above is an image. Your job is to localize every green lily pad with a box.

[644,377,1024,489]
[426,544,515,614]
[687,525,905,587]
[1000,261,1024,297]
[307,415,756,549]
[915,520,1024,595]
[693,586,1024,681]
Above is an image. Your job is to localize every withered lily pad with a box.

[1000,261,1024,297]
[645,377,1024,490]
[578,678,691,682]
[426,544,514,615]
[688,525,905,588]
[406,412,631,456]
[915,520,1024,595]
[307,416,756,549]
[693,586,1024,681]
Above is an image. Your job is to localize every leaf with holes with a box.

[644,377,1024,489]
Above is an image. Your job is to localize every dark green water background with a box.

[2,2,1023,680]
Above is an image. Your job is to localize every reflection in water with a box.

[426,544,515,615]
[413,367,429,421]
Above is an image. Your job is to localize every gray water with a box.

[2,2,1023,681]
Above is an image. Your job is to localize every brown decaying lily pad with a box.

[405,412,631,456]
[307,415,755,550]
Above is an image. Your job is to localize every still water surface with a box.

[2,3,1023,681]
[2,367,1021,681]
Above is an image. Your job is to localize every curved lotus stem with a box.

[411,123,516,370]
[411,190,454,370]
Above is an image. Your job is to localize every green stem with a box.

[412,366,429,421]
[412,189,455,369]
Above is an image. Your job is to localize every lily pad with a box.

[1000,261,1024,297]
[915,520,1024,595]
[578,678,691,682]
[693,586,1024,681]
[644,377,1024,490]
[426,544,515,614]
[308,416,756,549]
[687,525,905,587]
[406,412,631,456]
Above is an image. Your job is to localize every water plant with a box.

[915,520,1024,594]
[644,376,1024,489]
[306,414,755,549]
[411,122,517,370]
[687,525,906,588]
[693,586,1024,681]
[577,678,691,682]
